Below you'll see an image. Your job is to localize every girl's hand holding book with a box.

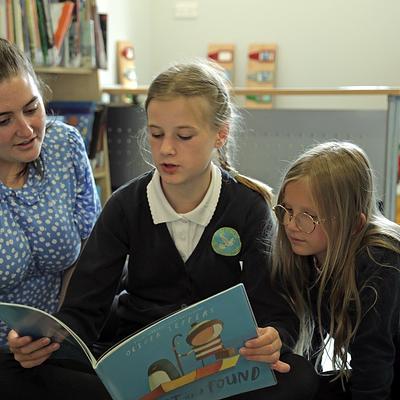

[7,330,60,369]
[239,326,291,373]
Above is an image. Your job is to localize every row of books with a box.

[0,0,107,68]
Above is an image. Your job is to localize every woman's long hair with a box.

[272,141,400,379]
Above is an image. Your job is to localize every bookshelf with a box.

[1,0,111,204]
[37,68,111,204]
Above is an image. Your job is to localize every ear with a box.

[215,124,229,148]
[353,212,367,234]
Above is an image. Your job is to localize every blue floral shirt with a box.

[0,121,101,347]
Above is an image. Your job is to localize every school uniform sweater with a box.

[310,246,400,400]
[57,169,299,350]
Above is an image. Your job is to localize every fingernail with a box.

[42,338,50,345]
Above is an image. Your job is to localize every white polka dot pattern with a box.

[0,121,101,347]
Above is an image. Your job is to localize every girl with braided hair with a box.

[6,60,317,399]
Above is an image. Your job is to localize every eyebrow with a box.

[147,124,197,132]
[0,96,39,117]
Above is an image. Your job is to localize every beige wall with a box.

[98,0,400,109]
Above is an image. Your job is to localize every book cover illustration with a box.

[47,100,97,153]
[0,284,276,400]
[94,284,276,400]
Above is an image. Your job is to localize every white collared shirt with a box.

[147,163,222,262]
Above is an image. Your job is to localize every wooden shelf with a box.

[37,69,101,101]
[35,67,97,75]
[102,85,400,97]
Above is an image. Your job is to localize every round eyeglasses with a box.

[273,204,322,234]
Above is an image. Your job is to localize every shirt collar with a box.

[147,163,222,226]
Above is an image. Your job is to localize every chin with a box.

[290,244,312,257]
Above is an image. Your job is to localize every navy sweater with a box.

[58,170,298,350]
[310,246,400,400]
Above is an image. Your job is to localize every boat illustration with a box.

[139,318,240,400]
[139,354,240,400]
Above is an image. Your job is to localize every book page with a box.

[0,303,96,367]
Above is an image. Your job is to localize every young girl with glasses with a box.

[272,141,400,400]
[4,60,317,399]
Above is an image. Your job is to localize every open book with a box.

[0,284,276,400]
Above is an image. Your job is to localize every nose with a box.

[160,136,176,156]
[15,116,34,138]
[286,215,300,232]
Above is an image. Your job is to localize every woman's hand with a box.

[7,330,60,368]
[239,326,291,373]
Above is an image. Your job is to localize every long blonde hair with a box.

[272,141,400,379]
[142,59,273,204]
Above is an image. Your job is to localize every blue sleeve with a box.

[67,125,102,239]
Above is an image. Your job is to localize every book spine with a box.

[12,0,24,50]
[0,0,7,39]
[40,0,55,65]
[89,0,105,69]
[29,0,44,64]
[5,0,14,42]
[52,0,74,50]
[80,17,95,68]
[68,0,80,67]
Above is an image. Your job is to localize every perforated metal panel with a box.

[235,109,387,199]
[106,105,149,191]
[105,106,392,215]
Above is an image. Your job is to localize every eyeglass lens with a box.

[275,205,316,234]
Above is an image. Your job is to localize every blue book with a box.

[46,101,97,153]
[0,284,276,400]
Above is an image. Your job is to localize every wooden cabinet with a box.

[37,68,112,204]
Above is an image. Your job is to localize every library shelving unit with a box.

[102,85,400,223]
[37,67,112,204]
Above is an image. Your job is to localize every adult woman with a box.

[0,38,101,348]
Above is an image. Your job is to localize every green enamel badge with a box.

[211,227,241,256]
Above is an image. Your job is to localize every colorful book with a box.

[47,100,97,153]
[0,284,277,400]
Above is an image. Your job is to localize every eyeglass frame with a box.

[272,204,326,234]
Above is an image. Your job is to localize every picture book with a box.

[47,100,97,153]
[0,284,277,400]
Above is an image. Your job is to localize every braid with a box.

[217,148,273,205]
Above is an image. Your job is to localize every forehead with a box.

[0,74,40,110]
[283,178,317,208]
[147,96,211,126]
